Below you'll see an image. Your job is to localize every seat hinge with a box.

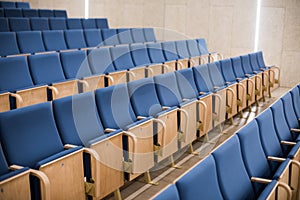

[197,121,204,131]
[85,179,95,196]
[154,144,162,156]
[123,160,133,174]
[177,131,186,142]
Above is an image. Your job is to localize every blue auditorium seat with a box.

[30,17,50,31]
[54,9,67,17]
[196,38,210,62]
[0,8,3,17]
[81,18,96,29]
[0,1,15,8]
[38,9,54,17]
[0,102,86,199]
[17,31,45,54]
[16,2,30,8]
[101,28,119,46]
[131,28,146,43]
[175,40,192,67]
[22,8,38,17]
[67,18,82,29]
[42,30,68,51]
[64,29,87,49]
[0,32,19,56]
[84,29,103,47]
[0,17,9,32]
[256,51,280,85]
[290,87,300,118]
[162,41,187,70]
[9,17,30,31]
[117,28,134,44]
[4,8,22,17]
[143,28,156,42]
[186,39,202,65]
[153,184,180,200]
[49,17,67,30]
[95,18,109,29]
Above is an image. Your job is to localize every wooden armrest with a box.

[30,169,51,200]
[280,141,296,146]
[162,106,170,110]
[245,74,251,77]
[199,92,206,95]
[290,128,300,133]
[105,128,117,133]
[213,86,220,90]
[236,77,242,81]
[251,177,272,184]
[137,116,147,120]
[9,165,24,170]
[267,156,286,162]
[182,98,190,102]
[64,144,77,149]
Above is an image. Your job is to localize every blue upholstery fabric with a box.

[42,30,67,51]
[176,155,223,200]
[175,68,199,99]
[38,9,54,17]
[117,28,134,44]
[219,59,237,83]
[162,41,179,61]
[131,28,146,43]
[0,145,10,175]
[130,43,151,66]
[147,43,166,64]
[192,64,214,92]
[196,38,209,55]
[0,165,29,182]
[64,29,87,49]
[249,52,261,72]
[49,17,67,30]
[0,102,65,168]
[84,29,103,47]
[16,2,30,8]
[53,92,105,147]
[111,45,135,70]
[101,28,119,46]
[231,56,246,78]
[28,53,66,84]
[67,18,82,29]
[60,50,92,79]
[143,28,156,42]
[257,180,277,200]
[0,8,3,17]
[87,48,116,74]
[281,93,299,130]
[154,73,182,107]
[187,39,201,57]
[290,87,300,117]
[0,2,15,8]
[22,9,38,17]
[0,32,20,56]
[95,84,137,130]
[0,17,8,32]
[4,8,22,17]
[257,51,267,69]
[241,54,254,75]
[0,56,34,92]
[212,135,256,200]
[95,18,109,29]
[30,17,49,31]
[175,40,190,59]
[54,10,67,18]
[128,77,163,117]
[207,62,226,88]
[153,184,180,200]
[17,31,45,54]
[9,17,30,31]
[81,18,96,29]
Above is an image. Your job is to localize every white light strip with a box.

[254,0,262,51]
[84,0,89,19]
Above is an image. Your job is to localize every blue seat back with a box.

[249,52,260,71]
[128,77,163,117]
[53,92,104,147]
[0,17,8,32]
[241,54,253,74]
[212,135,255,200]
[38,9,54,17]
[17,31,45,54]
[101,28,119,46]
[0,2,15,8]
[22,9,38,17]
[290,87,300,118]
[87,48,115,74]
[0,32,19,56]
[0,8,3,17]
[54,10,67,18]
[42,30,67,51]
[16,2,30,8]
[0,146,9,176]
[143,28,156,42]
[30,17,49,31]
[257,51,266,68]
[187,39,201,57]
[117,28,134,44]
[64,29,87,49]
[28,53,66,84]
[84,29,103,47]
[176,155,224,199]
[60,50,92,79]
[175,40,190,59]
[208,61,225,87]
[95,18,109,29]
[196,38,209,55]
[146,42,165,64]
[281,93,299,129]
[219,59,236,83]
[49,17,67,30]
[175,68,199,99]
[193,64,214,93]
[131,28,146,43]
[67,18,82,29]
[153,184,180,200]
[154,72,182,107]
[4,8,22,17]
[9,17,30,31]
[95,84,137,130]
[0,102,64,168]
[162,41,179,61]
[130,43,151,66]
[110,45,135,70]
[0,56,34,92]
[81,18,96,29]
[231,56,246,78]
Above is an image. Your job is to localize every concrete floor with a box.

[105,86,291,200]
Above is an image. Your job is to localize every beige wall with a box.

[16,0,300,87]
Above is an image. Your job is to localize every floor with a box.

[105,86,291,200]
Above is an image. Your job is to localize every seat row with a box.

[153,84,300,200]
[0,28,156,56]
[0,8,66,18]
[0,1,29,8]
[0,17,108,32]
